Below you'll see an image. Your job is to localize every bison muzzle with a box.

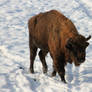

[28,10,91,83]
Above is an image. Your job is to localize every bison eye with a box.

[78,47,86,53]
[85,42,89,47]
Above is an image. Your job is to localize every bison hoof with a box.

[61,76,67,83]
[43,67,47,73]
[30,69,34,74]
[51,71,56,77]
[62,79,67,84]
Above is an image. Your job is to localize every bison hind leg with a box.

[39,50,48,73]
[51,70,56,77]
[51,65,57,77]
[29,46,37,74]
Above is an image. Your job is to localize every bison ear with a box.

[86,35,91,41]
[66,38,73,50]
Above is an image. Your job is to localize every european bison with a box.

[28,10,91,83]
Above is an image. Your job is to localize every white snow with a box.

[0,0,92,92]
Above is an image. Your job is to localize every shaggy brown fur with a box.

[28,10,91,83]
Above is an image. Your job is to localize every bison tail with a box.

[28,16,38,30]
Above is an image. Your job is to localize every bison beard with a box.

[28,10,91,83]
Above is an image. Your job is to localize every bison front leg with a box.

[53,55,67,83]
[58,66,66,83]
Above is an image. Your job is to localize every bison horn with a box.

[86,35,91,41]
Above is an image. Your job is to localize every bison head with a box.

[66,35,91,66]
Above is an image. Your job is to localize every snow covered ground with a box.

[0,0,92,92]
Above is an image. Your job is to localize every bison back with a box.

[28,10,78,50]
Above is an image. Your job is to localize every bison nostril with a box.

[77,57,85,63]
[80,58,85,63]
